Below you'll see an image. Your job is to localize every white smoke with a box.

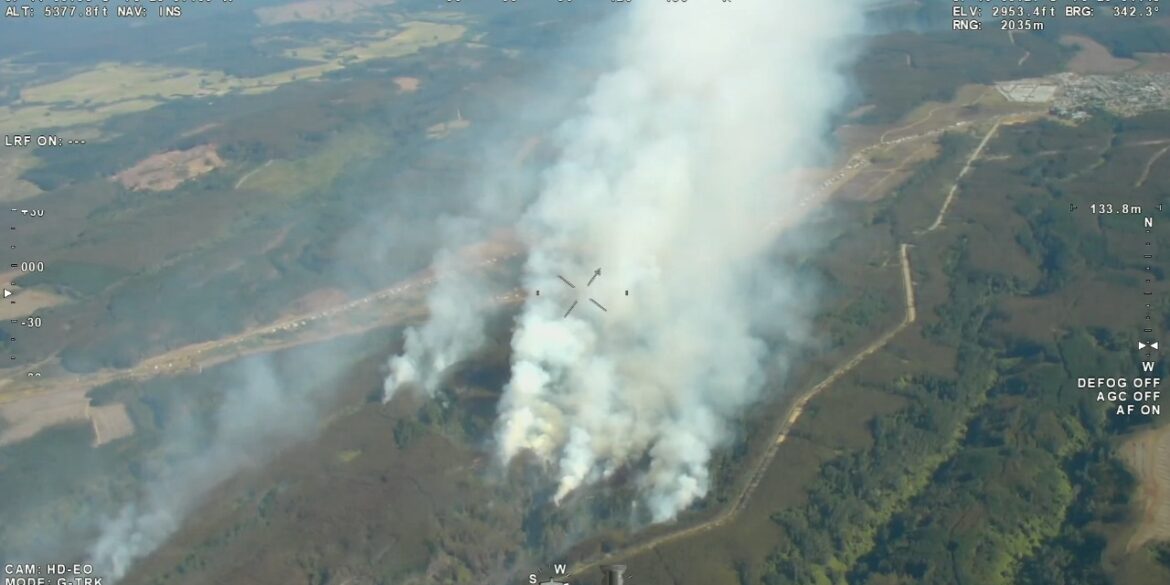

[384,249,490,397]
[89,354,332,580]
[386,1,866,522]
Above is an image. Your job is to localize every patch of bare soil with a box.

[112,144,225,192]
[394,76,421,92]
[1121,423,1170,551]
[281,288,351,320]
[1062,35,1139,74]
[1135,52,1170,74]
[89,402,135,446]
[0,288,70,320]
[0,387,88,446]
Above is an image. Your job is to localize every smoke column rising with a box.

[89,352,344,580]
[386,1,866,522]
[384,248,491,396]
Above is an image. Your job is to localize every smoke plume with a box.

[386,1,866,522]
[89,349,345,580]
[385,250,490,396]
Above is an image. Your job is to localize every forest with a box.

[755,112,1170,584]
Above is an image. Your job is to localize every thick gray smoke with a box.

[386,2,866,522]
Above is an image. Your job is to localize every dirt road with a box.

[0,104,1021,449]
[565,102,996,572]
[925,119,1003,233]
[567,109,1037,578]
[567,243,918,578]
[1136,145,1170,188]
[0,250,521,445]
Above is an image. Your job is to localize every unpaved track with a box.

[1136,145,1170,188]
[0,115,978,437]
[570,110,1033,577]
[567,106,988,573]
[0,253,519,445]
[0,253,515,400]
[3,99,1025,577]
[234,159,274,190]
[567,244,918,578]
[3,105,1003,402]
[0,107,1019,451]
[922,113,1042,238]
[925,119,1003,233]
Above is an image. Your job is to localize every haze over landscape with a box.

[0,1,1169,584]
[386,0,867,522]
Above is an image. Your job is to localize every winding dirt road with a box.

[0,248,522,445]
[567,243,918,578]
[0,112,989,444]
[0,101,1023,464]
[0,90,1036,585]
[567,109,1036,579]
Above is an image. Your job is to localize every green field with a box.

[236,129,382,196]
[3,20,466,134]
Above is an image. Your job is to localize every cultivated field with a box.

[3,20,466,134]
[112,144,226,192]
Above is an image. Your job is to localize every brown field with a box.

[0,269,72,320]
[281,287,351,319]
[394,76,421,92]
[1135,52,1170,73]
[1062,35,1139,74]
[112,144,226,192]
[0,288,70,321]
[0,386,88,446]
[255,0,397,25]
[88,402,135,446]
[1120,423,1170,551]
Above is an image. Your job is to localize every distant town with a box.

[998,71,1170,118]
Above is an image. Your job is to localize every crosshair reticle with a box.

[540,267,612,318]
